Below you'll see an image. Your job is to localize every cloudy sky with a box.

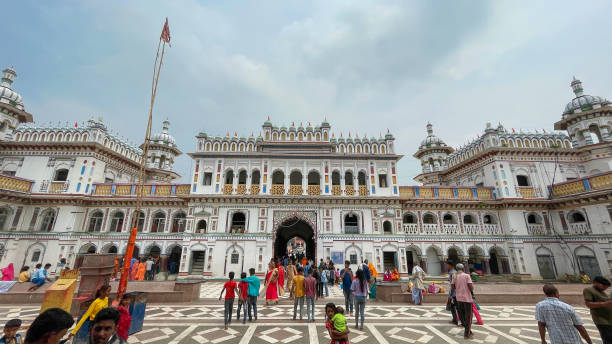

[3,1,611,184]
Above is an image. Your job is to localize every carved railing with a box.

[463,224,480,235]
[344,187,355,196]
[236,184,247,195]
[223,184,233,195]
[483,224,501,235]
[332,185,342,196]
[289,185,303,195]
[568,223,591,235]
[271,184,285,195]
[49,181,69,193]
[443,224,459,234]
[518,186,541,199]
[550,171,612,197]
[344,225,360,234]
[250,184,260,195]
[307,185,321,196]
[0,175,33,193]
[527,224,547,235]
[358,185,368,196]
[422,223,438,234]
[399,186,495,200]
[403,223,418,234]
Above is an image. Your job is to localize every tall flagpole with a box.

[117,19,170,301]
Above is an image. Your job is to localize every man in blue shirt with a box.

[242,268,261,322]
[304,263,310,277]
[341,260,354,315]
[28,263,51,291]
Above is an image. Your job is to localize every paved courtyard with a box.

[0,304,602,343]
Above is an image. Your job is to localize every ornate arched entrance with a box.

[274,217,315,259]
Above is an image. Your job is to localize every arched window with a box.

[463,214,475,224]
[332,171,341,185]
[272,170,284,184]
[344,214,359,234]
[307,171,320,185]
[54,169,69,181]
[133,211,145,232]
[483,214,498,224]
[516,175,529,186]
[88,211,104,232]
[109,211,125,232]
[225,169,234,184]
[569,211,586,223]
[527,213,541,224]
[280,132,286,141]
[323,132,328,141]
[403,213,416,224]
[39,209,56,232]
[290,171,302,185]
[205,142,211,151]
[0,208,8,231]
[358,171,367,186]
[251,170,261,185]
[230,212,246,233]
[196,220,207,233]
[238,170,247,185]
[443,213,457,224]
[151,212,166,233]
[423,213,436,224]
[171,212,186,233]
[383,220,392,234]
[345,171,354,186]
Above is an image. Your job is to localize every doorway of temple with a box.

[274,218,315,260]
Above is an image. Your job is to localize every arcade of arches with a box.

[274,218,315,259]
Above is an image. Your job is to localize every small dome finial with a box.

[571,76,584,97]
[426,122,433,135]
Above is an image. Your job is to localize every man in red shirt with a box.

[219,271,237,329]
[304,269,317,322]
[236,272,249,324]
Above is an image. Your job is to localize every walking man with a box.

[341,260,354,315]
[536,284,592,344]
[242,268,260,322]
[145,257,154,281]
[583,276,612,343]
[291,267,305,321]
[304,269,317,322]
[446,261,460,326]
[451,263,473,339]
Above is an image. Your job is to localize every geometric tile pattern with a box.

[0,305,603,344]
[200,281,345,299]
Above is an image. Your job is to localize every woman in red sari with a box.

[277,259,285,296]
[264,260,279,306]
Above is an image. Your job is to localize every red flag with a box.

[74,122,78,128]
[161,18,171,46]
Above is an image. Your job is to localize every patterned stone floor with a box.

[0,304,603,343]
[200,281,346,300]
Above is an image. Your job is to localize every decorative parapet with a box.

[289,185,303,195]
[49,181,69,194]
[550,171,612,197]
[307,185,321,196]
[331,185,342,196]
[358,185,369,196]
[517,186,541,199]
[92,183,190,196]
[0,174,33,193]
[236,184,247,195]
[399,186,494,200]
[271,184,285,195]
[222,184,233,195]
[345,187,355,196]
[250,185,260,195]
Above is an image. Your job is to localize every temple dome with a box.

[563,77,610,116]
[151,120,176,146]
[0,67,24,110]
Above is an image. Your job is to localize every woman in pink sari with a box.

[1,263,15,281]
[264,260,279,306]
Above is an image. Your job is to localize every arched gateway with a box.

[274,217,316,259]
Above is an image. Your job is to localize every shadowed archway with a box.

[274,218,315,259]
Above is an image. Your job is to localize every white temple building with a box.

[0,67,610,280]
